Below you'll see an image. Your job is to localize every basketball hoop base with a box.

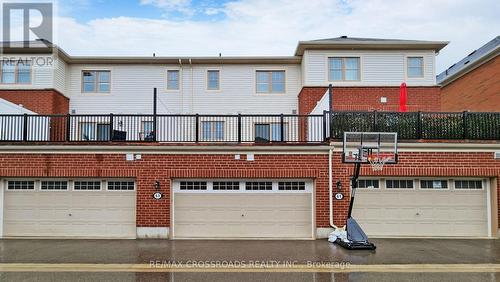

[334,238,376,250]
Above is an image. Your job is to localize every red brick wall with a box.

[298,86,442,115]
[0,151,498,231]
[0,89,69,114]
[441,56,500,112]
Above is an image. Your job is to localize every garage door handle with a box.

[68,213,72,217]
[241,214,244,217]
[416,213,420,216]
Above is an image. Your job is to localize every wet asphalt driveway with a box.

[0,238,499,282]
[0,238,499,264]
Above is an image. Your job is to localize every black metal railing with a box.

[329,111,500,140]
[0,113,325,143]
[0,111,498,144]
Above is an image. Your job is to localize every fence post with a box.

[417,111,422,139]
[237,114,242,143]
[372,110,378,132]
[280,113,284,142]
[462,111,468,139]
[195,114,199,143]
[322,111,327,142]
[66,114,71,141]
[22,113,28,142]
[109,113,114,141]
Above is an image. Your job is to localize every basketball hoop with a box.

[367,154,389,171]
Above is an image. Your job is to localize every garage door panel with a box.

[173,182,313,239]
[4,182,136,238]
[353,183,488,237]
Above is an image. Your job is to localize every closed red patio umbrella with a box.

[399,82,408,112]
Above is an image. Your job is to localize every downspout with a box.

[178,59,183,113]
[189,58,193,113]
[329,146,338,229]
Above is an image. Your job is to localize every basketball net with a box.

[367,154,389,171]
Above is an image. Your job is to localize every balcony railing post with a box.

[22,113,28,142]
[416,111,422,139]
[237,114,242,143]
[280,113,284,142]
[66,114,71,141]
[463,111,468,139]
[372,110,378,132]
[195,114,199,143]
[322,111,328,142]
[109,113,114,141]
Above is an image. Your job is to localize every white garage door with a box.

[173,180,314,239]
[3,179,136,238]
[353,179,489,237]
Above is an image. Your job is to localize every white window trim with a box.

[357,178,381,189]
[452,178,485,191]
[418,179,450,191]
[254,68,287,95]
[173,179,312,194]
[384,179,416,190]
[71,178,104,193]
[81,70,112,94]
[106,179,136,191]
[166,68,182,92]
[4,179,36,191]
[405,55,425,80]
[39,179,70,192]
[206,68,221,92]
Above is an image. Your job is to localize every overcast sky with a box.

[13,0,500,73]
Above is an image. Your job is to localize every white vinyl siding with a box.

[68,64,300,115]
[303,50,436,86]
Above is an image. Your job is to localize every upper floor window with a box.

[82,70,110,93]
[256,70,285,93]
[328,57,360,81]
[207,70,220,90]
[1,60,31,84]
[407,57,424,78]
[167,70,180,90]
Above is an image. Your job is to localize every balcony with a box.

[0,111,498,144]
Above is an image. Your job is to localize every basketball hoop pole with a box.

[347,162,361,219]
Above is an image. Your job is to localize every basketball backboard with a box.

[343,132,398,164]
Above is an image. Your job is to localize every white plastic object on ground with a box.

[328,227,348,243]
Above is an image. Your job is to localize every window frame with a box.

[357,179,380,189]
[419,179,449,190]
[0,60,32,84]
[206,69,221,91]
[81,70,111,93]
[328,57,361,82]
[406,56,424,78]
[385,179,415,190]
[254,122,288,142]
[72,180,103,191]
[166,69,181,91]
[453,179,484,190]
[200,120,225,141]
[255,70,286,94]
[106,180,136,191]
[5,179,36,191]
[40,180,69,191]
